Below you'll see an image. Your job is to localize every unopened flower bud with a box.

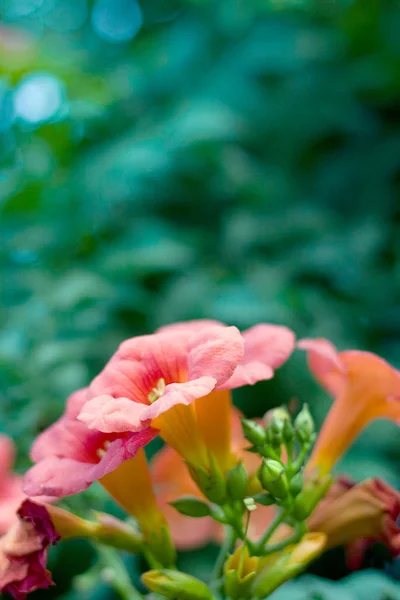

[93,512,143,553]
[258,459,289,500]
[241,419,266,447]
[142,569,213,600]
[294,404,315,444]
[187,462,226,504]
[252,533,326,598]
[227,462,249,501]
[263,407,290,428]
[289,472,304,498]
[292,475,332,521]
[224,546,259,599]
[282,419,295,443]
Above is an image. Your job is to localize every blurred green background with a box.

[1,0,400,597]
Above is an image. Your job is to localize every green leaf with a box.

[169,496,211,518]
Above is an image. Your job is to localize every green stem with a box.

[98,546,144,600]
[262,522,307,557]
[210,526,237,590]
[292,443,311,473]
[253,509,286,555]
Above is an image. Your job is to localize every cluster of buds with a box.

[244,405,317,517]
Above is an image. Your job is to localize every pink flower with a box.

[0,499,59,600]
[24,321,294,501]
[298,339,400,475]
[78,321,294,434]
[0,436,25,535]
[24,389,157,498]
[76,320,294,473]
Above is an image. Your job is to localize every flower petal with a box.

[157,320,224,334]
[298,338,347,396]
[78,395,150,433]
[188,326,244,386]
[90,331,193,402]
[24,429,157,498]
[31,418,108,463]
[220,324,295,389]
[146,377,217,420]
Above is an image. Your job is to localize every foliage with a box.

[1,0,400,597]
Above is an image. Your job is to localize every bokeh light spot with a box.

[91,0,143,43]
[13,73,66,125]
[4,0,43,19]
[43,0,88,32]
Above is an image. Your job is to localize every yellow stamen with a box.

[148,378,166,403]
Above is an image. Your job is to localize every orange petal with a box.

[302,341,400,474]
[100,448,167,538]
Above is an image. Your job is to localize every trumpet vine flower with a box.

[78,320,295,476]
[298,339,400,475]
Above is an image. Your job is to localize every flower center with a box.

[97,440,110,459]
[148,378,166,404]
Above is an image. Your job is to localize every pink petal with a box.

[0,477,25,536]
[297,338,347,396]
[78,395,150,433]
[24,430,157,498]
[188,326,244,386]
[244,324,295,369]
[30,418,108,464]
[220,324,295,389]
[89,331,193,402]
[157,320,224,334]
[64,388,89,418]
[144,377,217,420]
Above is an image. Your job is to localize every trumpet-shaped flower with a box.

[0,500,59,600]
[298,339,400,475]
[78,320,295,474]
[0,436,25,535]
[307,478,400,569]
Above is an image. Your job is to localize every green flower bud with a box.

[282,419,295,443]
[241,419,266,447]
[226,462,248,501]
[170,496,211,518]
[187,461,226,504]
[252,533,326,598]
[258,459,289,500]
[263,407,290,428]
[294,404,315,444]
[142,570,213,600]
[289,472,304,498]
[292,475,332,521]
[93,512,143,553]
